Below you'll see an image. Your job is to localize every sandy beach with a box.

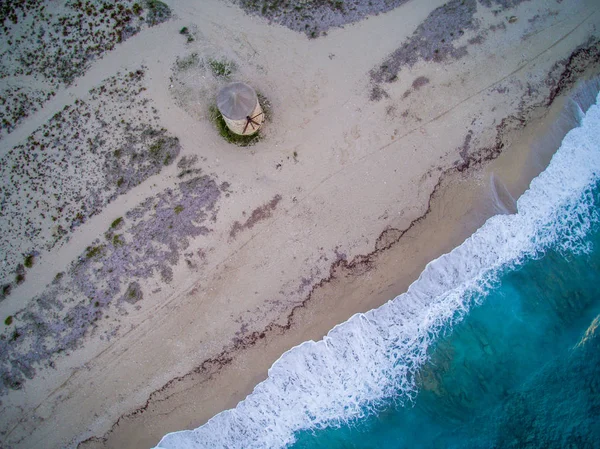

[1,0,599,447]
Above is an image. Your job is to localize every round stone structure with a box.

[216,82,264,136]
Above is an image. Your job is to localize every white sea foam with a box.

[155,91,600,449]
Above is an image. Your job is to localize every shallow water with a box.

[155,86,600,449]
[290,212,600,448]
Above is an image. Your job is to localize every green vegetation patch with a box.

[145,0,172,26]
[257,92,272,122]
[208,59,235,78]
[24,254,34,268]
[175,53,200,71]
[112,234,125,247]
[4,316,13,326]
[148,136,179,165]
[133,3,143,15]
[110,217,124,229]
[85,245,105,259]
[207,92,271,147]
[174,205,184,214]
[124,282,143,304]
[208,105,261,147]
[179,26,194,42]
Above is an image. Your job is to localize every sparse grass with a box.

[174,205,184,214]
[149,138,165,159]
[85,245,105,259]
[145,0,172,26]
[110,217,123,229]
[178,27,194,42]
[257,92,272,121]
[208,59,235,78]
[175,53,200,71]
[208,105,261,147]
[24,254,34,268]
[112,234,125,247]
[4,316,13,326]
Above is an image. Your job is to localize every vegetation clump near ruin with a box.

[111,217,124,229]
[23,254,35,269]
[208,105,259,146]
[208,92,271,147]
[209,59,236,78]
[0,0,173,138]
[174,53,201,71]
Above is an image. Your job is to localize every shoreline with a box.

[1,1,599,448]
[81,72,600,449]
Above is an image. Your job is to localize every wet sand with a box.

[1,0,599,448]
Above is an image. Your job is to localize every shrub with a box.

[208,59,235,78]
[145,0,171,26]
[24,254,34,268]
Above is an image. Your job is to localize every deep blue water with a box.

[289,189,600,448]
[155,86,600,449]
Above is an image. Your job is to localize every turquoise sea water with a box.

[289,201,600,448]
[155,86,600,449]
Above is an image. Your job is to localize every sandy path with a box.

[1,0,599,448]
